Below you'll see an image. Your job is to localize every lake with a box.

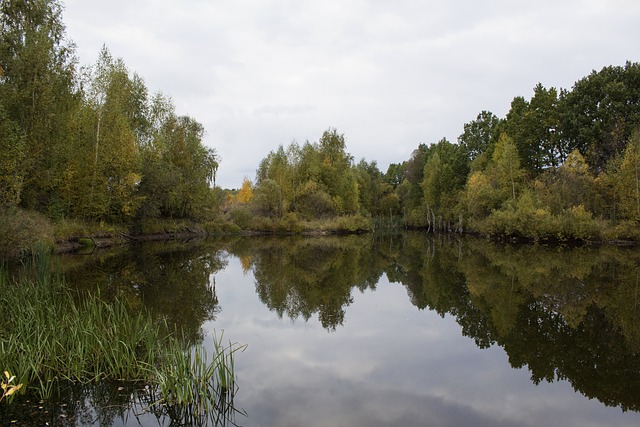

[2,232,640,426]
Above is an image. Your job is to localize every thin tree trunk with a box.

[89,110,101,212]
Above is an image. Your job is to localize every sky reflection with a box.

[205,256,640,427]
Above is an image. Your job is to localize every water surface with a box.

[3,233,640,426]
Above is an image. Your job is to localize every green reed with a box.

[0,254,245,421]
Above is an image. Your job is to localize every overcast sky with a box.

[62,0,640,189]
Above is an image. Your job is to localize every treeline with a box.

[395,62,640,241]
[0,0,219,226]
[232,62,640,240]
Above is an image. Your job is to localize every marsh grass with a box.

[0,253,245,422]
[152,332,246,425]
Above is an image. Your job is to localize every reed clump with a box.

[0,255,244,419]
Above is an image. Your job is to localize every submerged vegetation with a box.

[0,253,245,421]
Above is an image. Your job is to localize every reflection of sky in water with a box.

[203,256,640,427]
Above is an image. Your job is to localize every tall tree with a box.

[458,110,502,163]
[0,0,78,210]
[70,47,143,221]
[419,138,470,226]
[559,62,640,172]
[503,85,562,176]
[489,133,526,203]
[612,130,640,220]
[317,128,359,214]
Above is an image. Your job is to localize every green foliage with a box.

[559,61,640,172]
[458,110,502,161]
[489,133,526,202]
[533,149,596,215]
[0,107,25,206]
[604,220,640,241]
[504,84,562,175]
[473,189,601,242]
[2,1,640,245]
[0,0,79,211]
[253,178,284,218]
[463,171,498,220]
[385,162,406,188]
[0,266,241,407]
[228,206,253,229]
[418,138,470,225]
[323,215,372,233]
[612,130,640,220]
[251,128,362,224]
[0,207,53,258]
[354,159,393,216]
[0,4,220,235]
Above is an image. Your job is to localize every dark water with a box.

[3,233,640,426]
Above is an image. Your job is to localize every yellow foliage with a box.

[561,149,590,175]
[239,255,252,274]
[1,370,22,402]
[236,178,254,204]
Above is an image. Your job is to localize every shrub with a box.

[249,216,274,232]
[325,215,372,233]
[564,205,600,241]
[604,220,640,241]
[52,218,92,241]
[228,206,253,229]
[0,207,53,259]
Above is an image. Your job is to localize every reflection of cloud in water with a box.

[206,248,640,427]
[245,375,526,427]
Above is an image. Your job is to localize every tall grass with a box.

[152,332,245,425]
[0,253,245,421]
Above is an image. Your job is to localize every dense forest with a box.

[2,0,640,257]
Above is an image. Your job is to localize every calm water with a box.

[3,233,640,426]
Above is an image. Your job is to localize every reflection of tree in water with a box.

[0,380,139,426]
[59,240,227,343]
[227,235,384,331]
[0,379,243,427]
[392,233,640,411]
[48,234,640,412]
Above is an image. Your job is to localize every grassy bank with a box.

[0,255,244,419]
[227,208,372,234]
[0,207,374,260]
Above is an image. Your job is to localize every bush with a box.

[474,203,603,242]
[249,216,274,232]
[296,183,336,219]
[227,206,253,229]
[0,207,53,259]
[133,219,203,236]
[324,215,372,233]
[564,205,601,241]
[220,221,242,234]
[52,218,92,241]
[604,220,640,241]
